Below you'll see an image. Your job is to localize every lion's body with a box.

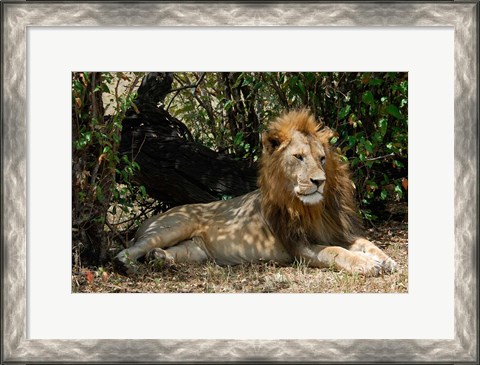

[115,110,396,276]
[130,190,290,266]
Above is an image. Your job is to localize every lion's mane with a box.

[259,110,362,255]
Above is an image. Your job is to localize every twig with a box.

[169,72,206,94]
[263,73,289,110]
[365,153,395,161]
[166,89,182,111]
[110,203,158,226]
[166,72,206,111]
[132,134,147,163]
[106,221,128,248]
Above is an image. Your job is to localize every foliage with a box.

[72,72,145,265]
[164,72,408,220]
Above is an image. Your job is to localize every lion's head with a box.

[259,110,336,208]
[259,109,361,246]
[261,112,329,206]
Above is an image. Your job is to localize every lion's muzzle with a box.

[295,180,325,205]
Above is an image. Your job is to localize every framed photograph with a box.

[2,1,478,363]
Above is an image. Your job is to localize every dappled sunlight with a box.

[114,110,398,281]
[74,221,408,294]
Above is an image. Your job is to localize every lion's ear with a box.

[262,131,284,154]
[318,127,337,144]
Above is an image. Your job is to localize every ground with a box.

[72,220,408,293]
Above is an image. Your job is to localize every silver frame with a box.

[2,1,478,363]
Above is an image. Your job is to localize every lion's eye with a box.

[294,154,304,161]
[320,156,326,165]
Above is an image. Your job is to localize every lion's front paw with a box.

[381,257,397,273]
[113,251,138,276]
[359,253,398,275]
[146,248,175,268]
[348,253,383,276]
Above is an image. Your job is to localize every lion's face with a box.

[260,110,337,210]
[281,131,327,205]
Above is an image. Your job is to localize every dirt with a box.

[72,220,408,294]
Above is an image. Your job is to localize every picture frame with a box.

[2,1,478,363]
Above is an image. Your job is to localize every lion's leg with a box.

[114,212,198,274]
[295,245,383,276]
[147,238,210,264]
[317,246,383,276]
[347,238,397,273]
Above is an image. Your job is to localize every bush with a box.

[72,72,146,265]
[165,72,408,219]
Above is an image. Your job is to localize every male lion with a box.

[115,110,397,276]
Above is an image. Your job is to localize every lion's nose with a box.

[310,178,325,187]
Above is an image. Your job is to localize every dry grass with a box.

[72,221,408,294]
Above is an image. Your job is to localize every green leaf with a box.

[241,78,251,87]
[253,81,263,91]
[223,100,234,111]
[362,209,377,221]
[348,135,357,147]
[373,131,383,143]
[231,73,244,88]
[364,140,374,154]
[369,78,383,86]
[297,81,306,95]
[330,136,338,144]
[393,160,404,168]
[132,161,141,171]
[394,184,403,198]
[96,185,104,203]
[380,189,388,200]
[233,132,244,146]
[378,118,388,136]
[338,104,351,120]
[101,83,110,94]
[386,104,403,120]
[362,91,374,105]
[304,72,315,83]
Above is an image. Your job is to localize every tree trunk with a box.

[119,73,258,207]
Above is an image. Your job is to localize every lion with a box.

[114,110,397,276]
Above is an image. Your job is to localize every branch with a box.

[166,72,206,111]
[106,221,128,248]
[365,153,395,161]
[169,72,206,94]
[264,73,289,110]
